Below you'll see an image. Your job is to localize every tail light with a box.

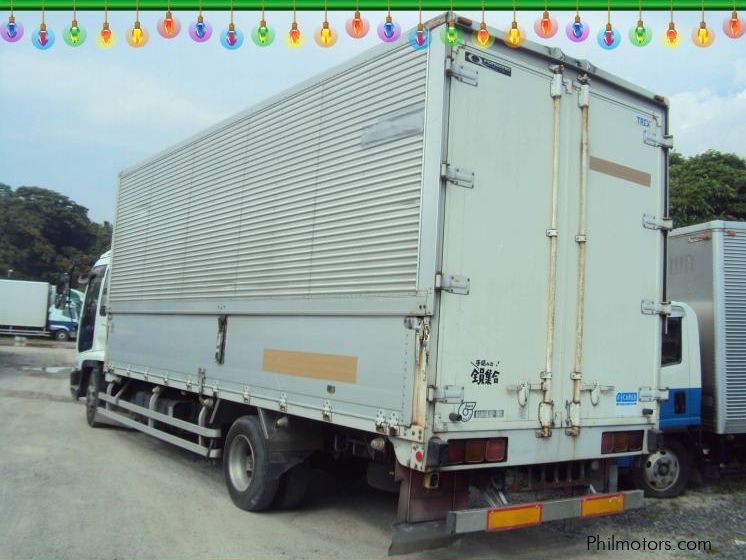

[601,431,644,454]
[447,437,507,464]
[447,440,465,464]
[485,438,507,462]
[465,439,486,463]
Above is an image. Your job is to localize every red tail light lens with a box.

[464,439,486,463]
[628,431,643,451]
[485,438,507,462]
[447,440,465,464]
[601,432,614,454]
[602,431,645,454]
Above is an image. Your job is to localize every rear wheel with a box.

[224,416,279,512]
[633,438,690,498]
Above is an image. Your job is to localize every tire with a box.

[273,461,311,510]
[223,416,279,512]
[633,438,691,498]
[53,330,70,342]
[85,369,103,428]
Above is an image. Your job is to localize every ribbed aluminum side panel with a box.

[723,233,746,429]
[111,45,428,303]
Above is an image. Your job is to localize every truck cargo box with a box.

[0,280,50,330]
[106,14,670,473]
[668,221,746,434]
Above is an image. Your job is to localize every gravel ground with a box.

[1,340,744,560]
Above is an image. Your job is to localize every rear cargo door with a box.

[434,46,557,433]
[577,89,665,424]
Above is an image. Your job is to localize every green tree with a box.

[669,150,746,228]
[0,184,111,285]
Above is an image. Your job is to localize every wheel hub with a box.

[228,434,255,493]
[644,448,680,491]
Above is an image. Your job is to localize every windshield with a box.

[77,265,107,353]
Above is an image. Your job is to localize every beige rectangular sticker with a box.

[262,349,358,384]
[590,156,651,188]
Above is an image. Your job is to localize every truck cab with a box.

[633,301,702,497]
[69,251,110,400]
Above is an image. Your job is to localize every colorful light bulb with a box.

[126,20,149,48]
[315,20,337,47]
[441,19,460,45]
[534,10,558,38]
[285,21,303,48]
[377,14,401,42]
[1,15,24,42]
[597,22,620,50]
[251,19,275,46]
[724,11,745,38]
[474,21,493,48]
[189,15,213,42]
[63,19,87,46]
[32,22,55,50]
[220,22,244,49]
[692,20,714,47]
[346,10,369,38]
[96,21,117,49]
[504,20,523,48]
[157,10,181,38]
[629,19,652,46]
[663,21,680,48]
[566,15,589,42]
[408,22,430,50]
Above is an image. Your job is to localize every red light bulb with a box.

[416,22,425,46]
[351,11,364,36]
[477,23,489,46]
[730,12,741,36]
[604,23,613,46]
[540,11,552,35]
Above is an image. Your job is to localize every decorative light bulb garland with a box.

[0,3,741,52]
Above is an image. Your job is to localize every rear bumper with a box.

[447,490,644,535]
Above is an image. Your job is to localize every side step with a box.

[97,392,222,459]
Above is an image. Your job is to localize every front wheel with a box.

[223,416,279,512]
[85,369,103,428]
[633,438,690,498]
[53,330,70,342]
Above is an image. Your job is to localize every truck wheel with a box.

[273,461,311,510]
[53,330,70,342]
[633,439,690,498]
[224,416,279,512]
[85,370,102,428]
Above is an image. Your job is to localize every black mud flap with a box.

[388,521,459,556]
[69,369,85,399]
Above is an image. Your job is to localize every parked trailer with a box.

[632,222,746,497]
[72,13,674,550]
[0,280,50,336]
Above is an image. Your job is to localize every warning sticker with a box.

[464,51,512,77]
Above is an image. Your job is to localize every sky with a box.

[1,9,746,223]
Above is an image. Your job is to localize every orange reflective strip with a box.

[581,493,625,518]
[486,503,542,532]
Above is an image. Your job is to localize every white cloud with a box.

[670,88,746,157]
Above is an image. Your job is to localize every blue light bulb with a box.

[383,20,394,38]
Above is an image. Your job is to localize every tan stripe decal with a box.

[262,349,358,383]
[589,156,651,188]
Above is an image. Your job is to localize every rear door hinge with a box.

[427,385,464,403]
[441,163,474,188]
[642,214,673,231]
[641,299,672,316]
[435,273,470,295]
[446,56,478,86]
[643,130,674,149]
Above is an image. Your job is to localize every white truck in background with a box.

[70,13,674,552]
[631,221,746,497]
[0,279,79,341]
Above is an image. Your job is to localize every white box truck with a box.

[72,14,673,550]
[0,279,80,341]
[630,221,746,497]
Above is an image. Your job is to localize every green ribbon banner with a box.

[0,1,738,10]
